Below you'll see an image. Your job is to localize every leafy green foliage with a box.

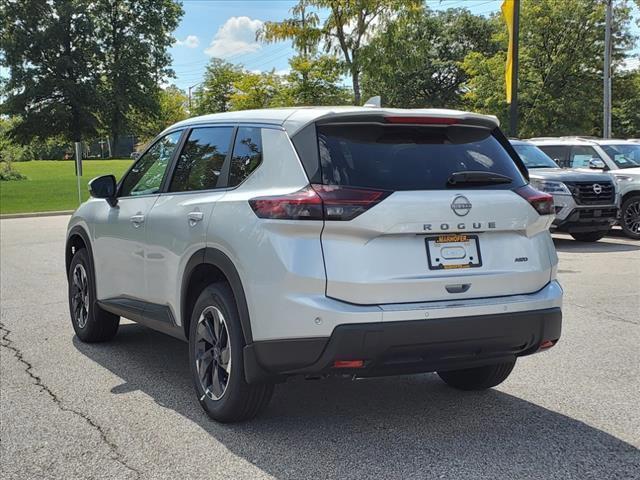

[129,85,188,143]
[0,0,102,142]
[193,59,243,115]
[95,0,183,153]
[462,0,636,138]
[287,55,351,105]
[229,72,292,111]
[612,68,640,137]
[361,6,500,109]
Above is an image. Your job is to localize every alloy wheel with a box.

[71,264,89,328]
[195,306,232,400]
[623,199,640,235]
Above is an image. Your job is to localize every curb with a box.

[0,210,74,220]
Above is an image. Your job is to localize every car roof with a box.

[164,106,500,136]
[527,136,637,146]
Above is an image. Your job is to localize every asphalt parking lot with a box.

[1,215,639,480]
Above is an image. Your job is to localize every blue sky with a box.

[169,0,640,92]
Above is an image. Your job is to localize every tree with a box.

[129,85,188,142]
[612,68,640,137]
[192,59,243,115]
[0,0,101,143]
[462,0,636,138]
[229,71,291,111]
[95,0,183,155]
[287,55,351,105]
[361,6,500,108]
[311,0,421,105]
[258,1,322,58]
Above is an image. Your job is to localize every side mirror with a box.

[131,151,141,160]
[89,175,118,207]
[589,158,606,170]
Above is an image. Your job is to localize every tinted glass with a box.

[316,125,526,190]
[513,145,559,169]
[169,127,234,192]
[120,131,182,197]
[537,146,569,167]
[601,144,640,169]
[228,127,263,187]
[569,146,603,169]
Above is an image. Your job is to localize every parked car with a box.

[66,107,563,422]
[510,140,618,242]
[529,137,640,239]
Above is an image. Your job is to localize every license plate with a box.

[425,234,482,270]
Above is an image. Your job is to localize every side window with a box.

[538,146,569,167]
[169,127,234,192]
[570,146,602,168]
[120,131,182,197]
[228,127,263,187]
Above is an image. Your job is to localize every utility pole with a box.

[188,82,203,111]
[509,0,520,138]
[603,0,613,138]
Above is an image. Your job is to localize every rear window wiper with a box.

[447,171,513,187]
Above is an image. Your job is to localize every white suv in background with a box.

[529,137,640,239]
[66,107,563,422]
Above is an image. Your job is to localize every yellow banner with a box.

[502,0,515,104]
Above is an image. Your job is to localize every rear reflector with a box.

[333,360,365,369]
[249,185,391,221]
[515,184,555,215]
[539,340,556,350]
[385,116,458,125]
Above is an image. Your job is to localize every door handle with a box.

[130,214,145,227]
[187,211,204,226]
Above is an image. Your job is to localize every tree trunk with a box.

[351,69,361,106]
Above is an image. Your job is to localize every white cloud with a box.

[205,16,263,58]
[175,35,200,48]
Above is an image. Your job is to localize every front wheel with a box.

[621,195,640,240]
[570,230,609,242]
[437,360,516,391]
[189,283,274,423]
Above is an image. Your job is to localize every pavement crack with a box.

[0,322,141,479]
[566,302,639,326]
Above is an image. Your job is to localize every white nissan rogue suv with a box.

[66,107,563,422]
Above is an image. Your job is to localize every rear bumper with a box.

[244,306,562,383]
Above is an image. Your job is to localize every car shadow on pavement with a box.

[74,324,639,480]
[553,237,640,253]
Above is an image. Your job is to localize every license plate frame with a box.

[425,234,482,270]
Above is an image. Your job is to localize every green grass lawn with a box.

[0,160,132,214]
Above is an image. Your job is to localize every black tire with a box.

[621,195,640,240]
[188,283,274,423]
[68,248,119,342]
[570,230,609,242]
[437,360,516,391]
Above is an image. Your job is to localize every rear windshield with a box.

[316,124,526,190]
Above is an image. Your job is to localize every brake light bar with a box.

[515,184,555,216]
[333,360,365,369]
[249,185,391,221]
[385,116,458,125]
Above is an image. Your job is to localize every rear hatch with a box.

[313,117,555,305]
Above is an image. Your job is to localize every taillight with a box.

[515,184,555,215]
[249,184,391,221]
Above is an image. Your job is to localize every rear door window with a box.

[316,124,526,190]
[169,127,234,192]
[228,127,263,187]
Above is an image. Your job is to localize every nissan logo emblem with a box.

[592,184,602,195]
[451,195,472,217]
